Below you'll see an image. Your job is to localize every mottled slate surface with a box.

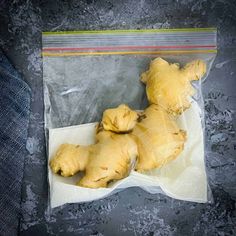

[0,0,235,235]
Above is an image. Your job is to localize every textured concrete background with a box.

[0,0,236,235]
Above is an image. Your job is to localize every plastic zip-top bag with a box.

[42,28,217,208]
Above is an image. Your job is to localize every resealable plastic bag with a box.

[42,28,217,207]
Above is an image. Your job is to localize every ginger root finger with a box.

[102,104,138,133]
[133,104,186,172]
[183,59,206,81]
[50,144,90,177]
[141,57,206,115]
[78,131,138,188]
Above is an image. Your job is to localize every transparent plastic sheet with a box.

[42,28,217,208]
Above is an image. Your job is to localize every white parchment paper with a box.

[48,101,207,208]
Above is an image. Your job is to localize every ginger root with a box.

[78,131,138,188]
[102,104,138,133]
[49,57,205,188]
[132,105,186,172]
[50,144,90,177]
[50,103,186,186]
[50,129,138,188]
[141,58,206,115]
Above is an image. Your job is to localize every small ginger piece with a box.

[78,130,138,188]
[141,57,206,115]
[133,104,186,172]
[50,144,90,177]
[102,104,138,133]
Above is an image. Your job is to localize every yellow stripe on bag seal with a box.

[42,50,217,57]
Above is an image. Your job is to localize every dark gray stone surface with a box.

[0,0,235,235]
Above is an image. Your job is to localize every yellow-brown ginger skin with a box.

[50,144,90,177]
[78,131,138,188]
[132,105,186,172]
[102,104,138,133]
[141,58,206,115]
